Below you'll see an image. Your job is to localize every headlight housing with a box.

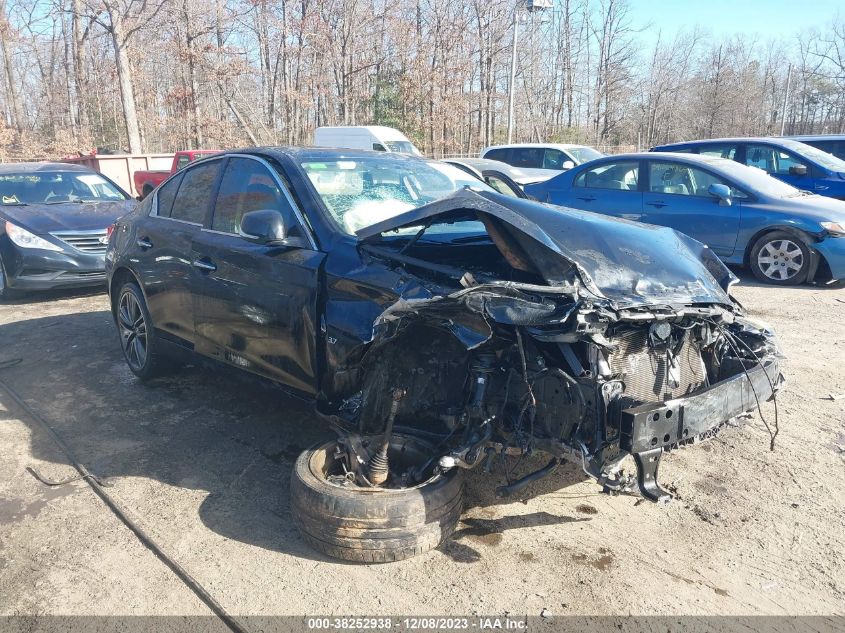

[820,221,845,236]
[5,221,63,251]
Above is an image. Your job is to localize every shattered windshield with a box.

[301,158,493,234]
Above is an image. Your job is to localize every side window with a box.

[511,148,544,168]
[698,144,738,160]
[484,175,520,197]
[372,143,387,152]
[542,149,566,170]
[170,160,221,224]
[176,155,191,170]
[154,172,184,217]
[745,144,805,175]
[211,157,300,236]
[483,148,508,162]
[574,161,639,190]
[649,161,744,198]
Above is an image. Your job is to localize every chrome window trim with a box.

[149,154,227,223]
[219,153,317,250]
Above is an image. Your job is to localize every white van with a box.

[313,126,422,155]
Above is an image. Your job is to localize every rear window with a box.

[483,148,509,162]
[170,160,221,224]
[155,172,184,217]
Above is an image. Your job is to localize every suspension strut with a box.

[366,387,406,486]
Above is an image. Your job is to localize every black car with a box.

[106,148,783,563]
[0,162,135,299]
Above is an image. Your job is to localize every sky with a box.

[630,0,842,43]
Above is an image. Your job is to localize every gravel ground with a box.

[0,275,843,619]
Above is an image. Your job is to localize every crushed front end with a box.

[323,190,785,502]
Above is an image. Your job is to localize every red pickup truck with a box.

[133,150,219,198]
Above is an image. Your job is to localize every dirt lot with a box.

[0,274,843,619]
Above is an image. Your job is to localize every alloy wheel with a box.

[118,290,148,371]
[756,239,804,281]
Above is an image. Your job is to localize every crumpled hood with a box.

[358,189,736,309]
[1,200,136,234]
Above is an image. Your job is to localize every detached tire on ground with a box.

[290,435,464,563]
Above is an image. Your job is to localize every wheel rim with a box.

[757,238,804,281]
[118,290,148,371]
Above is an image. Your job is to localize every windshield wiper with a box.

[1,201,28,206]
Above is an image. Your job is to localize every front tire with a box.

[116,281,173,380]
[290,434,464,563]
[0,257,19,301]
[749,231,812,285]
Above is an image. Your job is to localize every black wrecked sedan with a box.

[0,162,134,299]
[106,148,784,562]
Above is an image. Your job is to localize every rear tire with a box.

[290,435,464,563]
[749,231,812,285]
[115,281,174,380]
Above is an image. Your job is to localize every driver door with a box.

[190,155,325,395]
[641,160,741,257]
[744,143,813,191]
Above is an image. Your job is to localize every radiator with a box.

[609,328,707,405]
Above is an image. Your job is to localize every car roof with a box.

[482,143,591,151]
[231,146,424,162]
[583,151,732,165]
[655,137,810,149]
[0,161,93,174]
[788,134,845,141]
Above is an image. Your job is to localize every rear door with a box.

[190,155,325,395]
[138,158,223,346]
[550,160,642,220]
[641,159,741,257]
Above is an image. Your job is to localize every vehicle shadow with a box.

[0,310,594,564]
[727,265,844,291]
[1,285,107,305]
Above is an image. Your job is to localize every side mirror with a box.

[708,183,733,206]
[562,160,575,170]
[240,209,287,243]
[788,164,808,176]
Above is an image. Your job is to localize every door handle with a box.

[815,185,829,191]
[136,237,152,249]
[192,258,217,272]
[646,200,667,208]
[576,196,596,202]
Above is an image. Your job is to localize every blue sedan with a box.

[524,152,845,285]
[651,137,845,200]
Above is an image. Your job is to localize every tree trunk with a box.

[0,0,23,133]
[105,2,142,153]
